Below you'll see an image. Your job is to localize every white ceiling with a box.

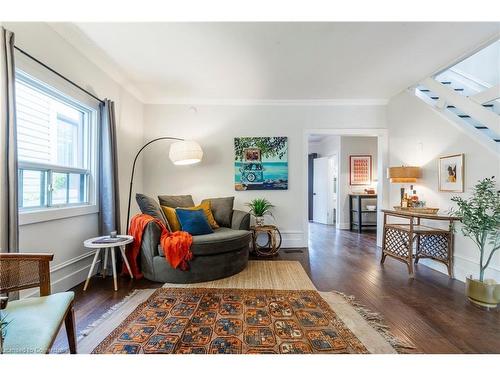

[52,22,499,103]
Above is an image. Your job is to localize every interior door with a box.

[330,155,338,225]
[313,157,329,224]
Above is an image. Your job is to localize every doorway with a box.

[308,150,338,225]
[307,134,340,227]
[304,129,388,248]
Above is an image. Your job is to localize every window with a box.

[15,71,98,212]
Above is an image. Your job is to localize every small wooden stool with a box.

[251,225,282,257]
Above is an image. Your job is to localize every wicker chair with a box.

[0,253,76,354]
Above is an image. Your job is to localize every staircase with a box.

[415,73,500,145]
[413,41,500,150]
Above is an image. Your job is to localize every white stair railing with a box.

[422,77,500,135]
[470,85,500,106]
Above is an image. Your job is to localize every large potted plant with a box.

[451,177,500,309]
[246,197,274,226]
[0,297,10,354]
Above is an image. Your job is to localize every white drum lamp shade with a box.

[169,140,203,165]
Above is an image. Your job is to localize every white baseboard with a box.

[22,255,100,298]
[280,230,306,248]
[337,222,350,230]
[50,260,101,295]
[419,254,500,282]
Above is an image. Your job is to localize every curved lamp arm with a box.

[126,137,184,234]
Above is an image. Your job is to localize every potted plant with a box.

[451,177,500,309]
[0,311,10,354]
[246,197,274,226]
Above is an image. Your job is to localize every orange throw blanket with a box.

[123,214,193,279]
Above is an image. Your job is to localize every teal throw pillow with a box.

[175,208,214,236]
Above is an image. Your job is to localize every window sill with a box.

[19,205,99,226]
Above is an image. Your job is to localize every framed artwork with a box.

[439,153,464,192]
[234,137,288,191]
[349,155,372,186]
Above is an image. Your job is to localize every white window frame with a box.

[15,69,100,226]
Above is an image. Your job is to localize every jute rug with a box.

[78,261,415,354]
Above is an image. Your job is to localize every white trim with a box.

[422,77,500,135]
[18,160,90,175]
[454,254,500,274]
[144,98,389,106]
[413,88,500,154]
[470,85,500,105]
[19,204,99,226]
[336,222,351,230]
[50,250,97,273]
[280,230,306,248]
[420,254,500,283]
[23,258,101,298]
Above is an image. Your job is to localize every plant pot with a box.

[255,216,265,226]
[465,276,500,309]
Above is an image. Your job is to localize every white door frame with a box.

[303,128,389,247]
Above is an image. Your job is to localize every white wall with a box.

[308,135,340,158]
[338,136,378,228]
[142,104,387,247]
[387,90,500,282]
[4,23,145,294]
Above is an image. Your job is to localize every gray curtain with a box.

[0,27,18,254]
[99,99,121,236]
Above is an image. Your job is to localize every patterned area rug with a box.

[92,287,369,354]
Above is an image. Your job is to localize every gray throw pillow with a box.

[135,193,170,230]
[158,194,195,208]
[201,197,234,228]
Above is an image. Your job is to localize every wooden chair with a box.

[0,253,76,354]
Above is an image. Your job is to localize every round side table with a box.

[83,235,134,291]
[251,225,282,257]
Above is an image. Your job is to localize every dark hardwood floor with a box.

[53,222,500,353]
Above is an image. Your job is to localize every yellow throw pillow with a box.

[185,201,219,229]
[161,206,181,232]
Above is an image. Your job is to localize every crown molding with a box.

[46,22,146,103]
[145,97,389,106]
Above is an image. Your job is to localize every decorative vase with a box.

[255,216,265,226]
[465,276,500,309]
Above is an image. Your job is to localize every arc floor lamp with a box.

[125,137,203,233]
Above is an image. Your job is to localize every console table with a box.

[381,209,461,278]
[349,194,377,232]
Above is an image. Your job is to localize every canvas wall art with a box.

[439,153,464,192]
[349,155,372,185]
[234,137,288,191]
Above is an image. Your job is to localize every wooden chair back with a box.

[0,253,54,297]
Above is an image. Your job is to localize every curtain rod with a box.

[14,45,105,105]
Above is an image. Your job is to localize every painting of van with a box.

[234,137,288,191]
